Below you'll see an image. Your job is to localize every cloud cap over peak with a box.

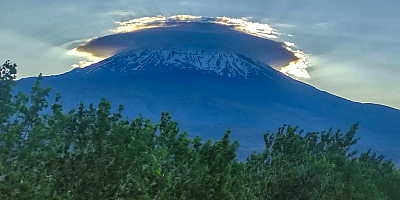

[76,22,296,68]
[69,16,310,78]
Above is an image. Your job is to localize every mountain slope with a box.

[15,48,400,161]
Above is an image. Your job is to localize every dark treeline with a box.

[1,60,400,199]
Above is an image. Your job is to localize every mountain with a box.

[15,48,400,161]
[66,48,285,79]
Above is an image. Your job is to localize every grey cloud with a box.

[75,22,298,68]
[0,30,76,78]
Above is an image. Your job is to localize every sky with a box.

[0,0,399,109]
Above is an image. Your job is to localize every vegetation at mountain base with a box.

[1,60,400,199]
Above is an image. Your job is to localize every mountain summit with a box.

[70,48,284,80]
[16,47,400,161]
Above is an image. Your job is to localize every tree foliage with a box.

[0,60,399,199]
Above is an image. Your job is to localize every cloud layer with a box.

[69,15,311,78]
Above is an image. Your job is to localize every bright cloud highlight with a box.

[68,47,105,68]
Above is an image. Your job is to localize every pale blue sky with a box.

[0,0,399,109]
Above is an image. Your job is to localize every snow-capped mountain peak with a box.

[72,48,281,79]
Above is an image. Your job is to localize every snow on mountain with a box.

[71,48,282,80]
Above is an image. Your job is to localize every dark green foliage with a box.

[0,60,399,199]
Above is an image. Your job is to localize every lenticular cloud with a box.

[68,15,310,78]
